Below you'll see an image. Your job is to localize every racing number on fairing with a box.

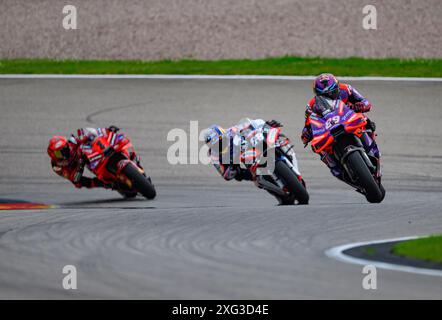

[325,116,341,130]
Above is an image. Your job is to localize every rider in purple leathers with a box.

[301,73,380,181]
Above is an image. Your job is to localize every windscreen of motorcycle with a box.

[314,96,339,116]
[83,128,99,142]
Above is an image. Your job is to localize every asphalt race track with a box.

[0,78,441,299]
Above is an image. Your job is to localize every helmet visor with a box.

[322,87,340,100]
[53,145,70,160]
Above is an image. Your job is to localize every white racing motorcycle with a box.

[237,119,309,205]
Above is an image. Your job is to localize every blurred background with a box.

[1,0,441,60]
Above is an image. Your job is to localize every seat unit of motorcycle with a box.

[330,125,377,182]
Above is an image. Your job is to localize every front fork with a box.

[361,132,382,180]
[338,142,381,186]
[279,142,302,177]
[256,153,303,196]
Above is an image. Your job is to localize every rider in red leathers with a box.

[47,126,127,189]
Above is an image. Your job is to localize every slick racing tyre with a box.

[347,152,383,203]
[274,161,309,205]
[122,164,156,200]
[266,190,295,206]
[379,182,386,202]
[117,190,137,199]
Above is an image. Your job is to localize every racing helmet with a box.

[204,125,230,156]
[47,136,71,161]
[204,125,225,145]
[313,73,340,100]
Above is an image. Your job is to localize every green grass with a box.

[363,246,377,256]
[0,57,441,77]
[392,235,442,264]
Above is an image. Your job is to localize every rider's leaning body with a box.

[301,73,378,180]
[301,74,374,145]
[205,118,283,182]
[47,126,123,188]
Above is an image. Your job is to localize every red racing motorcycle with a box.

[309,96,385,203]
[78,128,156,199]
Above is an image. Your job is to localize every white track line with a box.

[326,236,442,277]
[0,74,441,81]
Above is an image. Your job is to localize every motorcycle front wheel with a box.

[346,151,384,203]
[274,161,309,205]
[122,164,156,200]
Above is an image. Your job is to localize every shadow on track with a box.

[61,197,157,209]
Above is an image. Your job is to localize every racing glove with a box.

[301,126,313,145]
[352,101,372,113]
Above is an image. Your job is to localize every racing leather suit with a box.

[301,83,376,180]
[210,119,283,181]
[51,127,119,188]
[210,127,252,182]
[301,83,374,144]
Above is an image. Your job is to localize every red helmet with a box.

[47,136,71,161]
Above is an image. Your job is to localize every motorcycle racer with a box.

[302,74,376,144]
[47,126,125,189]
[204,118,285,182]
[204,124,249,182]
[301,73,379,181]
